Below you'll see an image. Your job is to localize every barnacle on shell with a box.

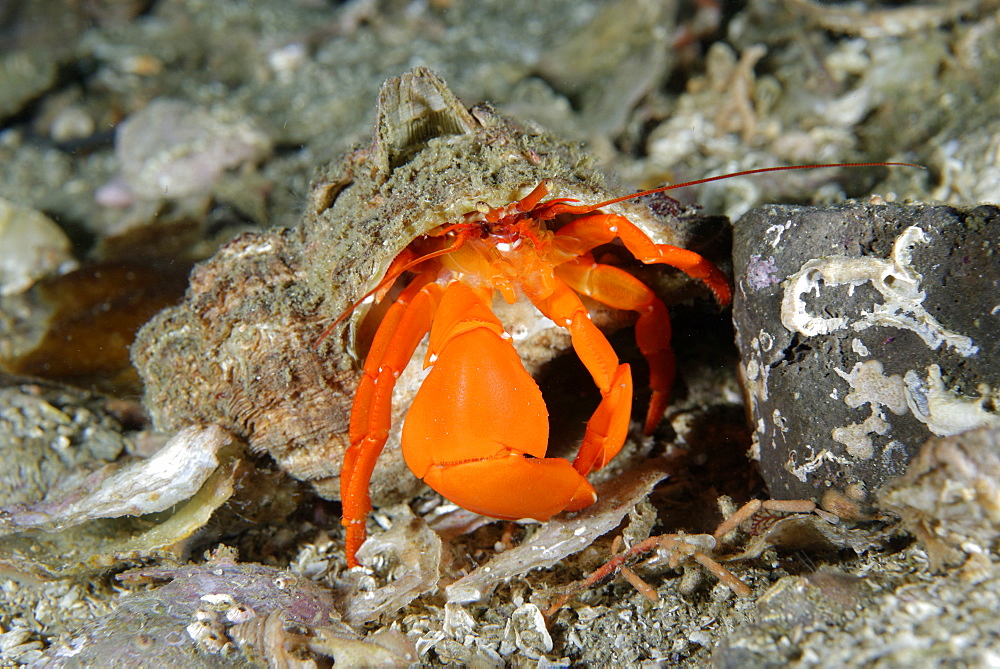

[132,67,694,503]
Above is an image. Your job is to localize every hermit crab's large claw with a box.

[402,282,600,521]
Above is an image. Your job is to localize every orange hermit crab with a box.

[331,177,732,567]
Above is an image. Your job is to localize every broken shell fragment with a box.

[38,552,414,666]
[879,426,1000,570]
[0,262,189,393]
[0,419,244,579]
[0,198,77,296]
[0,424,232,536]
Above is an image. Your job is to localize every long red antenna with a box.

[586,162,923,210]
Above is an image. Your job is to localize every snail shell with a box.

[132,67,689,502]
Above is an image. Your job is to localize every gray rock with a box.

[732,203,1000,504]
[0,50,58,119]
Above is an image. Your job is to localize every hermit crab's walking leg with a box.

[340,271,443,567]
[555,255,676,434]
[400,281,598,521]
[551,213,732,305]
[524,278,633,476]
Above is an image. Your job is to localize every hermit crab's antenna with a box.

[583,162,924,211]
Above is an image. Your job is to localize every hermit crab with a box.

[131,68,905,568]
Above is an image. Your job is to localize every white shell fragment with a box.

[501,603,553,658]
[0,198,77,296]
[342,504,442,626]
[0,425,233,535]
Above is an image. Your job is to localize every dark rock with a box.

[732,203,1000,505]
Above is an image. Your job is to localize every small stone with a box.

[49,106,95,143]
[114,99,272,201]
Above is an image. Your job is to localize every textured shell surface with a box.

[132,67,691,503]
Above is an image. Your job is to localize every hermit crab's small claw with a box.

[572,363,632,474]
[555,257,677,435]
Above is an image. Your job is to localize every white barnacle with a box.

[225,604,256,624]
[200,593,236,607]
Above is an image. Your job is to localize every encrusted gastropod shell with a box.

[132,67,699,502]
